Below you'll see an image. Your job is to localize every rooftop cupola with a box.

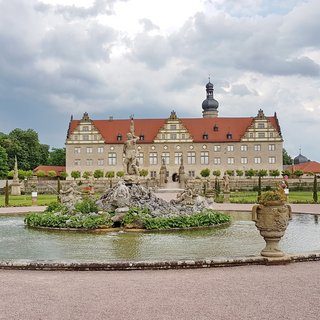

[202,77,219,118]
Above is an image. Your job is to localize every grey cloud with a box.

[230,84,258,96]
[36,0,129,20]
[139,18,160,32]
[41,22,116,62]
[128,33,173,69]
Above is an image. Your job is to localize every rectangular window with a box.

[181,134,185,139]
[213,157,221,165]
[227,145,234,152]
[108,153,117,165]
[171,133,177,140]
[200,151,209,165]
[227,157,234,164]
[82,134,89,141]
[240,157,248,164]
[249,133,254,138]
[187,151,196,165]
[269,132,274,138]
[188,171,195,178]
[97,147,104,153]
[175,152,183,165]
[82,126,89,131]
[149,152,158,165]
[74,159,80,166]
[170,124,177,130]
[97,159,104,166]
[214,145,221,152]
[258,132,265,138]
[137,152,144,166]
[254,157,261,164]
[86,159,93,166]
[257,123,265,129]
[240,145,248,152]
[268,144,276,151]
[269,156,276,164]
[74,147,81,154]
[254,144,261,151]
[161,152,170,165]
[86,147,93,153]
[150,171,157,178]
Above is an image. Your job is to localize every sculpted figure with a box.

[123,117,139,176]
[59,181,82,211]
[223,174,230,193]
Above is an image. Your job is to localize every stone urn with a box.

[252,201,292,257]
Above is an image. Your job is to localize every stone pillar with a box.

[159,159,167,188]
[179,157,185,189]
[11,156,21,196]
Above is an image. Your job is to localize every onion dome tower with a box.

[202,78,219,118]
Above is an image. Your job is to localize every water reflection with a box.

[0,213,319,262]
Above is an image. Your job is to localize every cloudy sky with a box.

[0,0,319,161]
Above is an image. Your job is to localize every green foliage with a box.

[47,170,57,178]
[282,170,291,177]
[212,170,221,177]
[269,169,280,178]
[283,148,293,165]
[245,169,255,178]
[36,170,46,177]
[214,177,220,195]
[256,169,268,177]
[121,207,150,228]
[313,175,318,203]
[236,170,244,177]
[105,171,115,178]
[24,212,112,229]
[258,188,287,205]
[74,199,99,214]
[116,171,125,178]
[139,169,148,177]
[94,169,104,179]
[45,201,68,213]
[82,171,92,180]
[48,148,66,166]
[293,170,304,178]
[200,168,210,177]
[0,128,49,170]
[5,180,9,206]
[71,170,81,180]
[60,172,68,179]
[226,170,235,176]
[143,210,231,230]
[0,146,9,178]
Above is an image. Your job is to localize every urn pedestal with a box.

[252,201,292,257]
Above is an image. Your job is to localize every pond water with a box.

[0,213,319,262]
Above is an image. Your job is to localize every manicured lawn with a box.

[0,191,318,207]
[230,191,315,204]
[0,194,58,207]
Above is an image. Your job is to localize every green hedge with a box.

[24,212,113,229]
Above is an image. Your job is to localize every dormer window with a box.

[117,133,122,141]
[203,132,208,140]
[213,124,219,132]
[139,133,145,141]
[226,132,232,139]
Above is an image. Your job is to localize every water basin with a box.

[0,212,319,262]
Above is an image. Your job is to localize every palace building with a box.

[65,81,283,180]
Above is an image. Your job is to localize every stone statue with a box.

[223,174,230,193]
[59,181,82,212]
[123,116,139,176]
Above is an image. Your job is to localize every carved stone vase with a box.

[252,201,292,257]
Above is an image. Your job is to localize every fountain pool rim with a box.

[1,210,320,271]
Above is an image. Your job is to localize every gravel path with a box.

[0,261,319,320]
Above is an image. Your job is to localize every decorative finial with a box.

[130,114,134,120]
[208,74,211,83]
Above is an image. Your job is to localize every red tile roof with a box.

[33,166,66,175]
[286,161,320,173]
[67,115,281,144]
